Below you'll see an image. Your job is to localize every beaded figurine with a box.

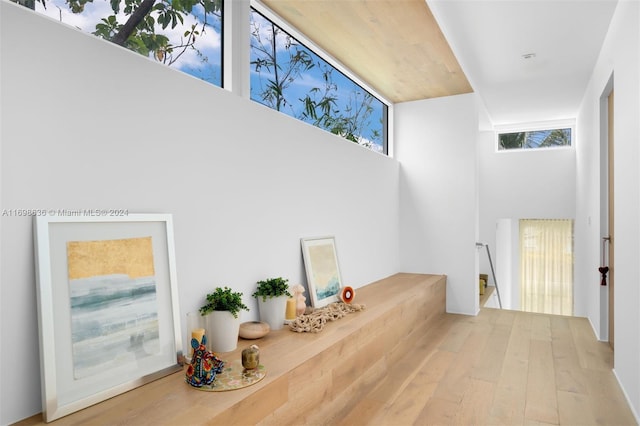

[185,335,224,387]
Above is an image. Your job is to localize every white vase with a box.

[204,310,240,353]
[257,295,288,331]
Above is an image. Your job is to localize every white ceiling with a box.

[259,0,618,128]
[427,0,618,126]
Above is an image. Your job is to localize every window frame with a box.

[495,120,575,153]
[249,0,393,156]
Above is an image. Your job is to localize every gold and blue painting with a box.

[66,236,159,379]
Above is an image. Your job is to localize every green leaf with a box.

[110,0,119,14]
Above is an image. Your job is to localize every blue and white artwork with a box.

[308,241,342,302]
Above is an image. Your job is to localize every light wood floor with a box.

[339,308,637,426]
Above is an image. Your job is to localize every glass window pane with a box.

[250,8,386,154]
[525,128,571,148]
[499,132,525,150]
[32,0,223,87]
[499,128,571,151]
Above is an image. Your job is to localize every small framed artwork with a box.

[33,214,183,422]
[300,236,343,308]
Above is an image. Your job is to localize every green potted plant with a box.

[200,286,249,353]
[252,277,291,330]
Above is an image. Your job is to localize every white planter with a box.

[257,295,288,331]
[204,310,240,353]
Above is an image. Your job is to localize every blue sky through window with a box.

[249,9,385,154]
[33,0,222,87]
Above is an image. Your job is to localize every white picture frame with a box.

[33,214,183,422]
[300,236,343,308]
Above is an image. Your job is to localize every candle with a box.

[191,328,205,350]
[285,298,297,320]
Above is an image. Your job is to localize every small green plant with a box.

[252,277,292,302]
[199,286,249,319]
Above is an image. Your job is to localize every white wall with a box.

[396,93,479,315]
[575,0,640,419]
[0,3,400,423]
[477,129,577,311]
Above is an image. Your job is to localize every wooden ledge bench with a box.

[18,273,446,425]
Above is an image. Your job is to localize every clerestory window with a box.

[249,7,388,154]
[498,127,572,151]
[20,0,390,154]
[29,0,223,87]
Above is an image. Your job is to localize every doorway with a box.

[520,219,574,316]
[601,85,615,350]
[489,218,574,315]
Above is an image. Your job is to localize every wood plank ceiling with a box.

[260,0,473,104]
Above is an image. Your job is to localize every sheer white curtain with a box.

[520,219,574,315]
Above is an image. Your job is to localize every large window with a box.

[249,8,387,154]
[30,0,223,86]
[498,127,572,151]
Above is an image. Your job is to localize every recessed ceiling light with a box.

[522,53,537,59]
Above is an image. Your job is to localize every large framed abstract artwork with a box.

[300,236,343,308]
[33,214,182,422]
